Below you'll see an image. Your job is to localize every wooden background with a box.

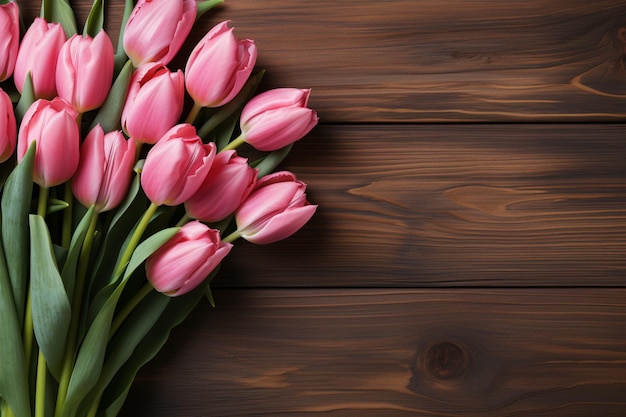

[22,1,626,416]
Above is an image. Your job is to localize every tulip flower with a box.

[141,123,216,206]
[233,88,318,152]
[123,0,197,67]
[121,62,185,144]
[14,17,66,99]
[185,150,257,223]
[56,30,115,113]
[185,21,257,108]
[72,125,136,213]
[0,1,19,82]
[234,171,317,244]
[0,88,16,162]
[17,98,80,188]
[146,221,232,297]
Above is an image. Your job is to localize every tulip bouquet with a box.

[0,1,318,417]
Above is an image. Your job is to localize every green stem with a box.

[22,290,33,370]
[24,188,50,370]
[109,282,153,338]
[221,134,245,151]
[222,230,241,243]
[114,202,159,278]
[54,210,99,417]
[62,182,73,248]
[86,282,154,417]
[35,351,47,417]
[85,393,101,417]
[2,401,15,417]
[185,102,203,125]
[37,186,49,218]
[175,213,191,228]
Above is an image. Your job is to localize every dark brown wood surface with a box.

[18,1,626,416]
[122,290,626,417]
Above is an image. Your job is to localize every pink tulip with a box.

[14,17,66,99]
[239,88,318,151]
[0,1,19,82]
[0,88,16,162]
[72,125,136,213]
[141,123,216,206]
[185,150,257,223]
[235,171,317,244]
[146,221,232,297]
[185,21,257,108]
[121,62,185,144]
[17,98,80,188]
[56,30,115,113]
[123,0,196,67]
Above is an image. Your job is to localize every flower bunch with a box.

[0,1,318,417]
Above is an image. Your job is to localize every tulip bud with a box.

[0,88,17,162]
[121,62,185,144]
[141,123,216,206]
[123,0,197,67]
[56,30,115,113]
[14,17,66,99]
[72,125,136,213]
[17,98,80,188]
[239,88,318,151]
[146,221,232,297]
[185,150,257,223]
[0,1,20,82]
[235,171,317,244]
[185,21,257,108]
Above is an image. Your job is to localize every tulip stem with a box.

[54,210,99,417]
[175,213,191,227]
[2,402,15,417]
[114,202,159,278]
[109,282,154,339]
[221,134,245,151]
[23,188,50,375]
[62,183,73,248]
[222,230,241,243]
[35,351,46,417]
[185,102,203,125]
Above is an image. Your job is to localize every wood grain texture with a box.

[14,2,626,416]
[218,124,626,287]
[119,289,626,417]
[17,1,626,122]
[205,0,626,122]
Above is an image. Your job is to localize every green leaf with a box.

[197,0,224,19]
[41,0,78,38]
[47,198,70,214]
[61,227,179,417]
[1,141,35,329]
[90,60,133,132]
[29,215,72,381]
[15,72,36,124]
[76,290,170,417]
[0,228,31,417]
[83,0,104,37]
[98,276,213,416]
[205,285,216,307]
[114,0,135,73]
[251,144,294,178]
[61,207,96,300]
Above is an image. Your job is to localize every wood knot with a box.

[423,341,470,381]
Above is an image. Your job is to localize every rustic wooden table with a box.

[23,1,626,416]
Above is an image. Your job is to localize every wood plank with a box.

[16,1,626,122]
[217,124,626,287]
[118,289,626,417]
